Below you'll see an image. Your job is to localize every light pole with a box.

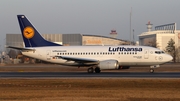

[133,29,135,45]
[130,7,132,45]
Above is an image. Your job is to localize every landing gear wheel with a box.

[150,69,154,73]
[87,67,94,73]
[95,67,101,73]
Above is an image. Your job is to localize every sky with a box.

[0,0,180,50]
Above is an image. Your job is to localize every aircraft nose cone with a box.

[167,55,173,62]
[169,55,173,61]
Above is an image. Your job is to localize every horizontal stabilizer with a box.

[7,46,35,51]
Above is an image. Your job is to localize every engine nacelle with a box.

[98,60,119,70]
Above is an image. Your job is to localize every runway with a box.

[0,72,180,78]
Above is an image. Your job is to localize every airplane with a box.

[7,15,173,73]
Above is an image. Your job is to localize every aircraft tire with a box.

[87,67,94,73]
[95,67,101,73]
[150,69,154,73]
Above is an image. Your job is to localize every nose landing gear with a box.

[149,65,160,73]
[150,69,154,73]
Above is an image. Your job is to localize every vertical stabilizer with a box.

[17,15,61,47]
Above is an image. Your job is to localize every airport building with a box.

[6,31,130,50]
[139,22,180,50]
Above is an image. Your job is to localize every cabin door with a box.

[46,50,51,60]
[144,49,149,59]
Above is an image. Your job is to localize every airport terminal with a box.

[5,22,180,51]
[6,30,129,48]
[139,22,180,51]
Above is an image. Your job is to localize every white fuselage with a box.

[21,45,172,66]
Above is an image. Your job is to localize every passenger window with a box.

[155,51,161,54]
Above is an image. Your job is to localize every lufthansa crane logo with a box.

[23,27,35,39]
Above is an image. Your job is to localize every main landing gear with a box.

[95,67,101,73]
[87,67,94,73]
[87,67,101,73]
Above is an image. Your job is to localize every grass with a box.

[0,79,180,101]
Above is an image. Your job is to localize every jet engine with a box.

[98,60,119,70]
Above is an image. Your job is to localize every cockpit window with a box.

[155,51,165,54]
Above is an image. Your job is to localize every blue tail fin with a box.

[17,15,62,47]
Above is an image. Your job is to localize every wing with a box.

[6,46,35,51]
[55,56,99,65]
